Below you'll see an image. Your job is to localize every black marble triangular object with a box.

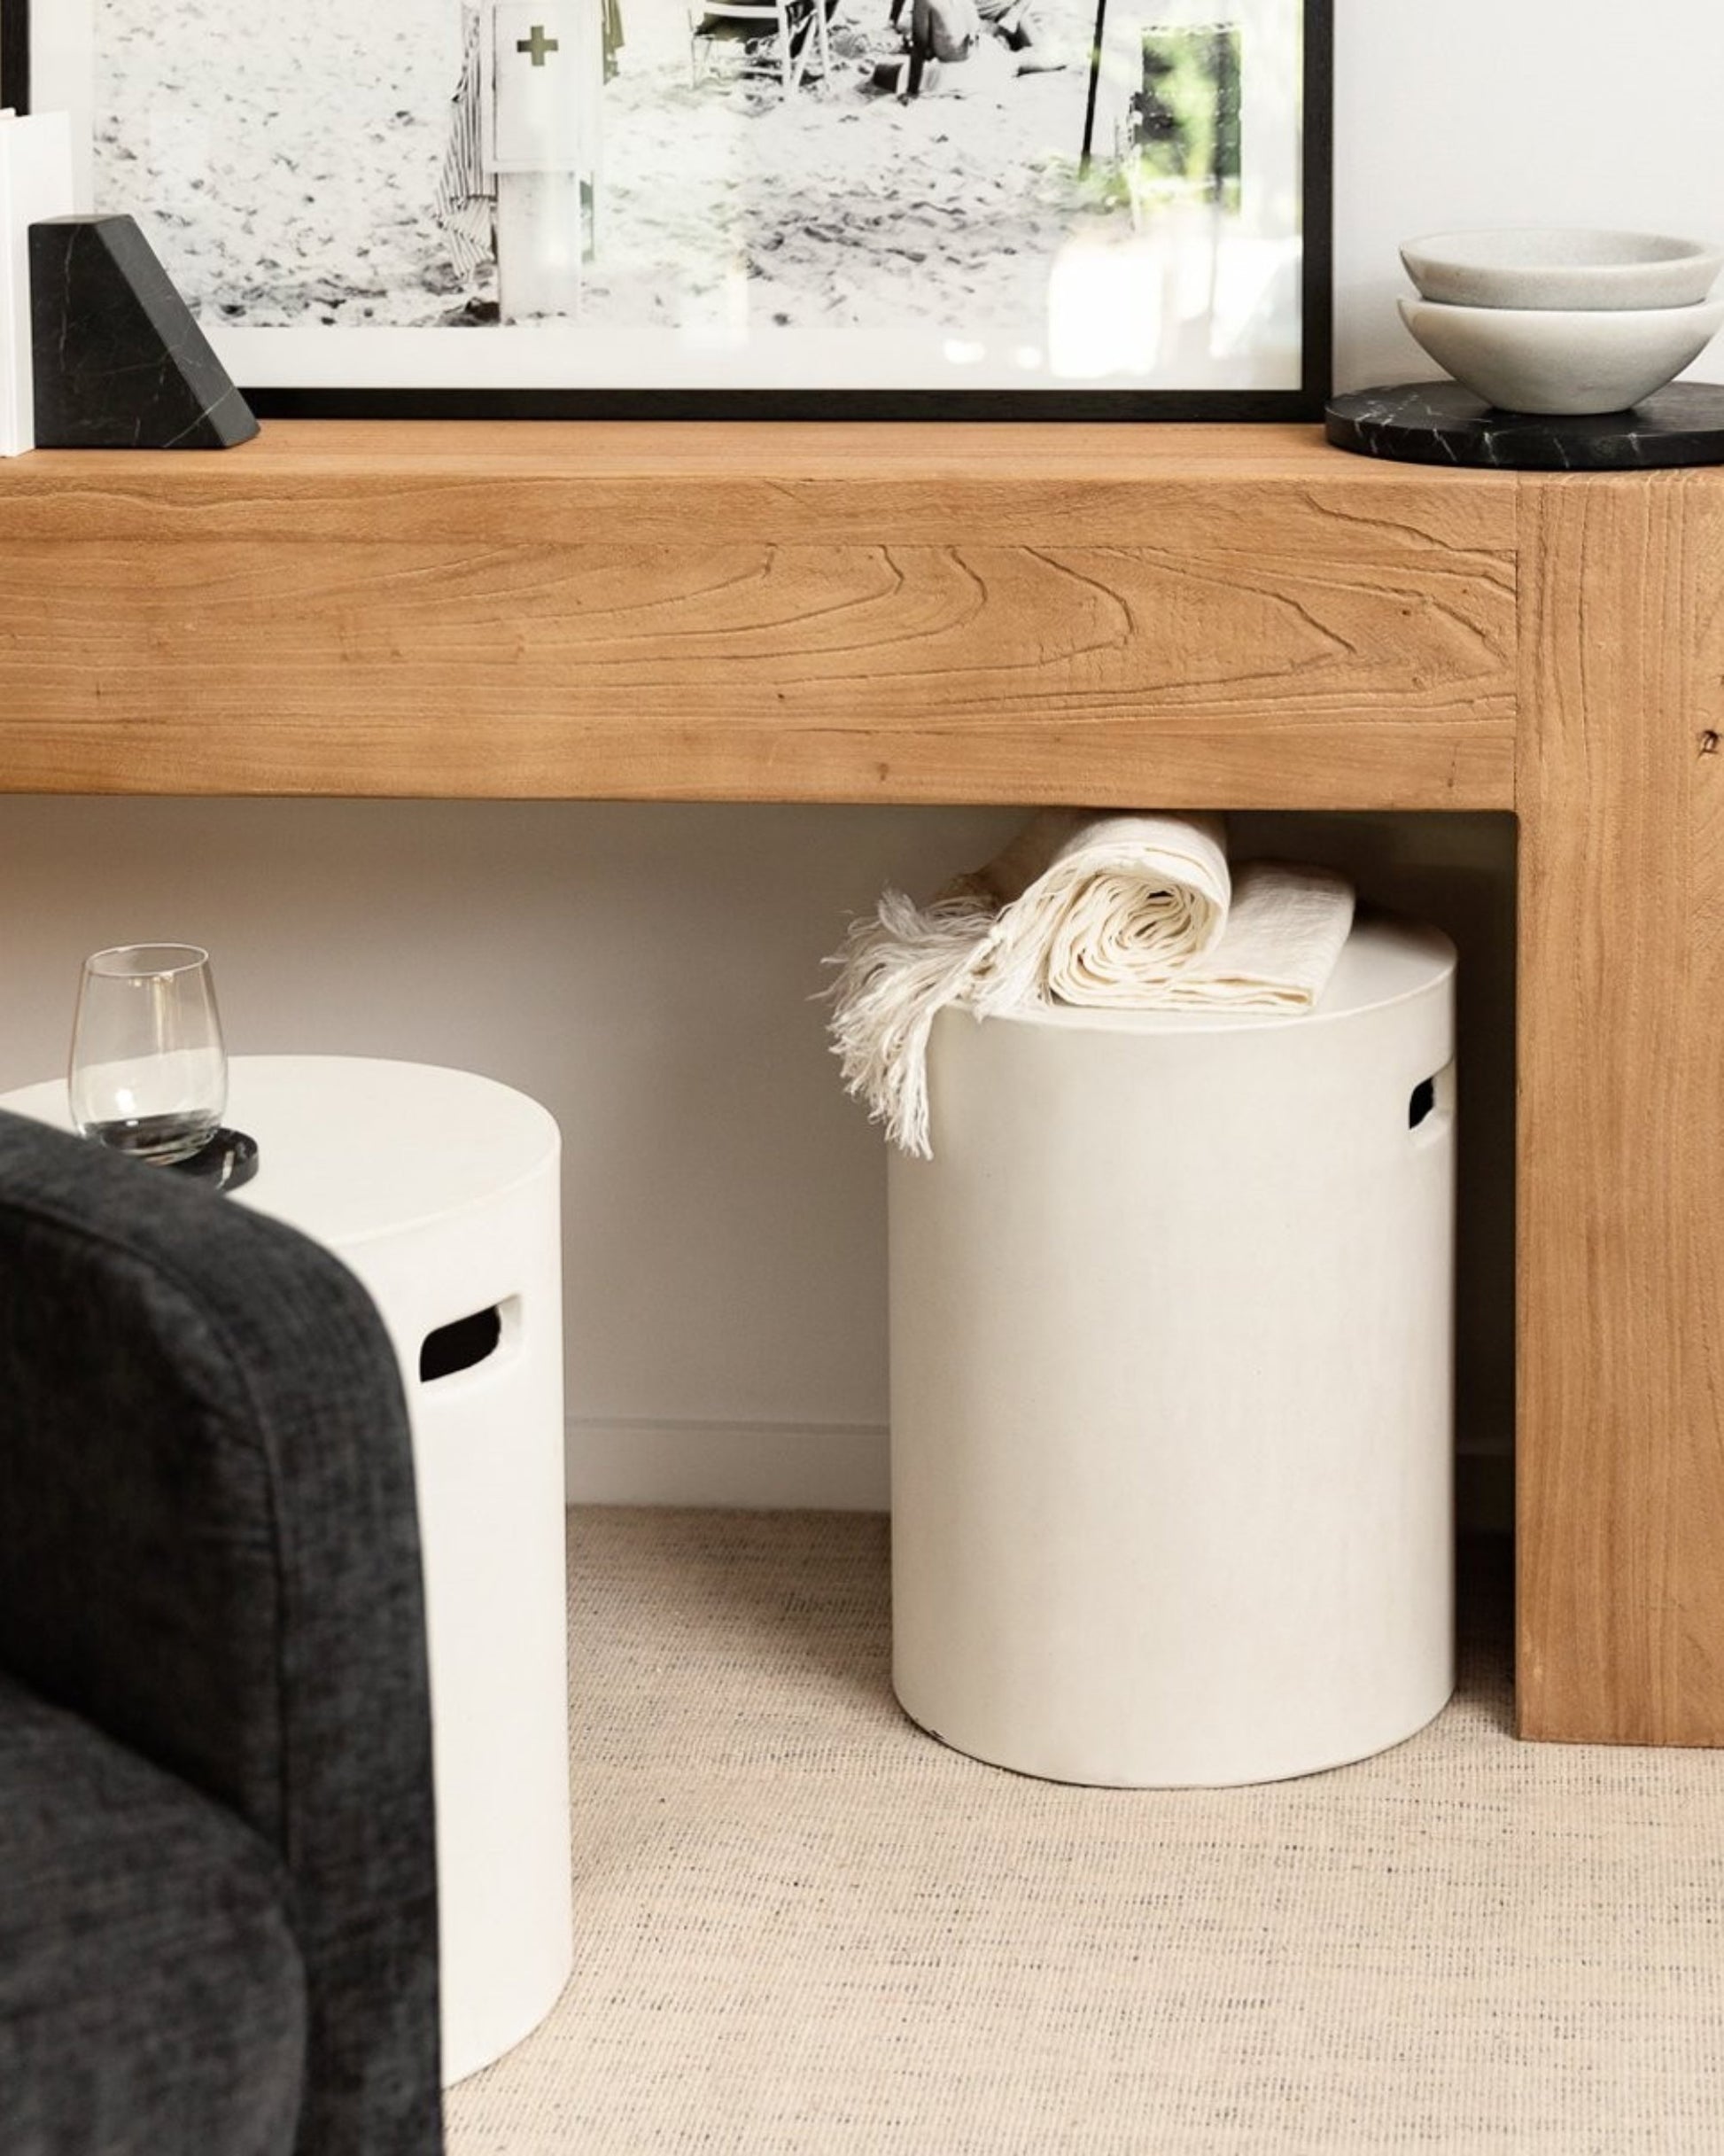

[29,214,259,450]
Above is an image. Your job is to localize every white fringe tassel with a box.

[824,888,998,1160]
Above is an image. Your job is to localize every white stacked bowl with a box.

[1397,229,1724,416]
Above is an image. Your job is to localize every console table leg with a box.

[1517,471,1724,1745]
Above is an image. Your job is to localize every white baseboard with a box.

[568,1415,1512,1531]
[566,1417,890,1511]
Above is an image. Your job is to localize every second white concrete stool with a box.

[889,915,1457,1789]
[0,1055,572,2083]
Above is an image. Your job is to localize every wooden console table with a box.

[1,420,1718,1747]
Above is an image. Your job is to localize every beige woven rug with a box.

[446,1511,1724,2155]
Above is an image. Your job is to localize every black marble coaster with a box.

[167,1128,260,1194]
[29,214,259,450]
[1326,380,1724,471]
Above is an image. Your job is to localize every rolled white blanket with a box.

[827,809,1354,1156]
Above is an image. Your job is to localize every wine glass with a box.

[69,944,228,1164]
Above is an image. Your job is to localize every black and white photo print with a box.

[8,0,1330,413]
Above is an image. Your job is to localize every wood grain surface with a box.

[0,424,1516,805]
[1516,471,1724,1745]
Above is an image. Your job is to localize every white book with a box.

[1,112,76,457]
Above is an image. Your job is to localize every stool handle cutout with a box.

[420,1300,515,1383]
[1409,1062,1456,1142]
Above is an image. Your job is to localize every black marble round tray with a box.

[1326,380,1724,471]
[167,1128,260,1193]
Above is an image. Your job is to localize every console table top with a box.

[0,420,1523,807]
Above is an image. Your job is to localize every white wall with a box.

[4,4,1714,1513]
[0,802,1007,1504]
[0,803,1512,1518]
[1334,0,1724,391]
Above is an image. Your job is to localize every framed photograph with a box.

[2,0,1331,418]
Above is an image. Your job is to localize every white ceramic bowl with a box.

[1398,296,1724,415]
[1402,229,1724,312]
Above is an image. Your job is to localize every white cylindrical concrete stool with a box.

[0,1056,572,2082]
[889,915,1456,1788]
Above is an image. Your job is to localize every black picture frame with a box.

[0,4,27,124]
[3,0,1332,422]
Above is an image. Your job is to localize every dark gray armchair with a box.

[0,1110,444,2155]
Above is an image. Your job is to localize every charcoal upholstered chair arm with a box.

[0,1665,309,2153]
[0,1111,442,2154]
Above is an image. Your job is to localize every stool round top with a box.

[974,913,1456,1036]
[0,1055,559,1250]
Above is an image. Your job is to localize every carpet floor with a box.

[444,1510,1724,2154]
